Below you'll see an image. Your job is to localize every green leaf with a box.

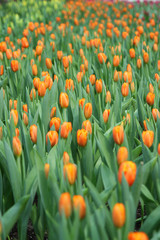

[1,195,29,239]
[140,205,160,236]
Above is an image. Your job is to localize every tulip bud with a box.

[36,45,43,56]
[32,64,38,76]
[62,56,69,68]
[113,55,120,67]
[45,58,52,69]
[73,195,86,219]
[77,71,83,83]
[82,120,92,134]
[89,75,96,85]
[30,124,37,144]
[0,65,3,76]
[146,92,155,106]
[38,81,46,97]
[123,71,132,83]
[79,98,85,109]
[105,91,111,103]
[63,151,70,164]
[103,109,110,123]
[118,161,137,186]
[113,125,124,145]
[59,92,69,108]
[142,130,154,148]
[63,163,77,185]
[46,131,58,147]
[12,136,22,156]
[50,107,56,118]
[112,203,126,228]
[44,163,50,178]
[152,108,160,122]
[143,52,149,64]
[129,48,135,58]
[11,60,19,72]
[77,129,88,147]
[95,79,102,93]
[98,53,107,64]
[22,112,28,126]
[137,58,142,69]
[59,192,72,218]
[57,51,63,61]
[128,232,149,240]
[10,109,18,126]
[23,104,28,112]
[121,83,129,97]
[30,88,36,101]
[117,147,128,165]
[50,117,61,131]
[84,103,92,119]
[61,122,72,139]
[65,79,74,91]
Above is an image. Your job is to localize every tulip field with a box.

[1,0,160,239]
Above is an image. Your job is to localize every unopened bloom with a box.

[112,203,126,228]
[59,192,72,218]
[73,195,86,219]
[63,163,77,185]
[118,161,137,186]
[142,130,154,148]
[113,125,124,145]
[12,136,22,156]
[77,129,88,147]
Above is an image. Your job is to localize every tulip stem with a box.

[117,228,122,240]
[17,156,21,176]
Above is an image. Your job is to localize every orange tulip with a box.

[113,55,120,67]
[77,129,88,147]
[117,147,128,165]
[65,79,74,91]
[118,161,137,186]
[146,92,155,106]
[142,130,154,148]
[152,108,160,121]
[95,79,102,93]
[10,109,18,126]
[103,109,110,123]
[59,92,69,108]
[128,232,149,240]
[46,131,58,147]
[32,64,38,76]
[30,124,37,144]
[38,82,46,97]
[123,71,132,83]
[23,112,28,126]
[98,53,107,64]
[112,203,126,228]
[30,88,36,101]
[12,136,22,156]
[0,65,4,76]
[45,58,52,69]
[105,91,111,103]
[0,126,3,140]
[113,125,124,145]
[63,163,77,185]
[11,60,19,72]
[79,98,86,109]
[121,83,129,97]
[63,151,70,165]
[59,192,72,218]
[33,77,40,90]
[143,52,149,63]
[129,48,135,58]
[158,143,160,155]
[50,107,56,118]
[77,72,83,83]
[82,120,92,134]
[50,117,61,131]
[36,45,43,56]
[84,103,92,119]
[62,56,69,68]
[6,49,12,60]
[73,195,86,219]
[89,75,96,85]
[57,51,63,61]
[60,122,72,139]
[137,59,142,69]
